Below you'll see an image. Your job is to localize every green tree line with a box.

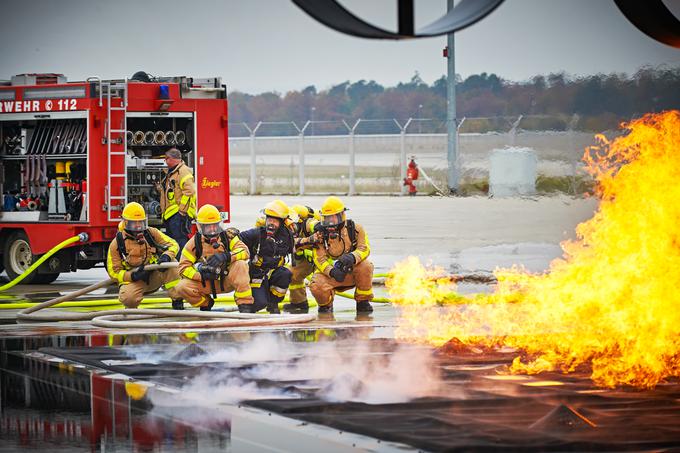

[228,65,680,135]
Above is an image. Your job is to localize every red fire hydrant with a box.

[403,158,419,196]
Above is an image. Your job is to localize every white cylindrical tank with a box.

[489,147,537,197]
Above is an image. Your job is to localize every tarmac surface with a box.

[0,194,597,329]
[1,194,612,452]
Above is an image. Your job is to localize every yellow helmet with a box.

[196,204,222,237]
[121,202,147,233]
[255,216,266,228]
[321,196,345,216]
[284,216,298,234]
[263,199,289,219]
[321,196,347,227]
[291,204,316,221]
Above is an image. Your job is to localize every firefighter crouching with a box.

[309,196,374,313]
[174,204,253,311]
[239,200,295,314]
[283,205,321,314]
[106,202,181,309]
[156,148,196,249]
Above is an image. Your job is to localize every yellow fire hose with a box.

[16,263,316,327]
[0,233,88,292]
[0,233,390,326]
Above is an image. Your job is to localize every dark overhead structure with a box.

[613,0,680,48]
[292,0,680,49]
[291,0,505,39]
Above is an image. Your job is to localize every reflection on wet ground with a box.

[2,278,680,451]
[3,324,680,451]
[0,326,391,452]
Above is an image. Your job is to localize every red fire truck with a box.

[0,73,230,283]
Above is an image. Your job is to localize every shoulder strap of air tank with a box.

[194,232,203,260]
[346,219,357,250]
[115,232,128,260]
[144,230,168,252]
[219,231,230,251]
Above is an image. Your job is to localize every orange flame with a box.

[388,111,680,388]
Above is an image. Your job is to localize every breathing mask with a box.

[198,221,222,249]
[124,219,148,244]
[265,216,281,241]
[321,213,344,239]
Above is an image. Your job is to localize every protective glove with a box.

[206,252,229,268]
[197,263,218,281]
[330,265,346,283]
[313,222,324,233]
[338,253,356,268]
[159,253,173,263]
[158,253,172,272]
[131,265,151,283]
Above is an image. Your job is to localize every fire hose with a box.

[0,234,392,324]
[16,262,316,328]
[0,233,89,292]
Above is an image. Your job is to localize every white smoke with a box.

[136,334,442,410]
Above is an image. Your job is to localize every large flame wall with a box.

[388,111,680,388]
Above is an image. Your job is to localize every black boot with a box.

[356,301,373,313]
[238,303,257,314]
[282,301,309,314]
[199,296,215,312]
[267,303,281,314]
[171,299,185,310]
[318,303,334,313]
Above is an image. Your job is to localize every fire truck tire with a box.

[2,231,57,285]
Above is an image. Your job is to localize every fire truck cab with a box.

[0,72,230,283]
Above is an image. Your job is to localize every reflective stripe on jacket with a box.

[160,161,196,220]
[106,227,179,284]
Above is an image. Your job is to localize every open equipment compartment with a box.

[125,112,195,226]
[0,111,88,223]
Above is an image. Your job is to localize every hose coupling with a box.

[78,232,90,243]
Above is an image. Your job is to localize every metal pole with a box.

[343,119,360,196]
[299,131,304,195]
[396,118,413,196]
[248,122,261,195]
[249,133,256,195]
[401,128,407,196]
[349,129,355,196]
[297,121,310,195]
[447,0,459,194]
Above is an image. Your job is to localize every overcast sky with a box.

[1,0,679,94]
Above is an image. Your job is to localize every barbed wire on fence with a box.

[228,114,585,138]
[228,114,587,196]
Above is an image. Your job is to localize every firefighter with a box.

[156,148,196,249]
[309,196,374,313]
[283,205,321,314]
[174,204,253,311]
[239,200,295,314]
[106,202,181,309]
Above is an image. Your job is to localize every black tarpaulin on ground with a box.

[246,395,680,451]
[39,346,202,381]
[34,343,680,451]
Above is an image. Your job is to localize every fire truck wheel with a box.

[2,231,58,284]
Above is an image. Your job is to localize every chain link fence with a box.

[228,114,600,195]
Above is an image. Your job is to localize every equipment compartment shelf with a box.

[0,154,87,160]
